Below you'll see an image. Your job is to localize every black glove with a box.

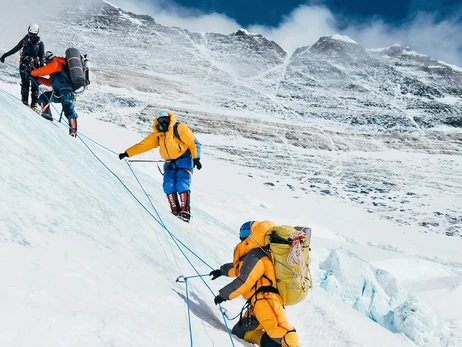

[214,295,226,305]
[209,269,222,280]
[0,54,6,63]
[193,158,202,170]
[118,152,128,160]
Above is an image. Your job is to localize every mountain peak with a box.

[102,0,118,9]
[95,1,155,26]
[329,34,358,44]
[308,34,367,58]
[313,34,360,47]
[225,29,286,57]
[235,28,255,36]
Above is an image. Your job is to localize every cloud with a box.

[0,0,99,50]
[110,0,462,66]
[253,5,462,66]
[110,0,240,34]
[1,0,460,67]
[343,12,462,66]
[248,6,336,51]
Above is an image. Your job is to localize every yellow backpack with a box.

[264,225,312,306]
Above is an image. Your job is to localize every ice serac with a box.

[319,249,458,346]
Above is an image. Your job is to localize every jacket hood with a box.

[232,220,276,267]
[152,110,177,132]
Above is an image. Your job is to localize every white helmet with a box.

[28,23,39,35]
[44,51,56,63]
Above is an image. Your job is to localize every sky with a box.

[0,0,461,65]
[106,0,462,66]
[1,77,462,346]
[169,0,461,27]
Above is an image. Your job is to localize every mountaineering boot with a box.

[166,193,180,216]
[68,118,77,137]
[178,191,191,223]
[21,88,28,106]
[30,90,39,109]
[281,331,299,347]
[40,101,53,121]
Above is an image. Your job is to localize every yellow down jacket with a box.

[125,111,199,160]
[218,221,297,342]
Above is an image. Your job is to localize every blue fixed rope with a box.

[5,62,58,112]
[185,277,194,346]
[76,129,235,347]
[126,161,214,270]
[125,161,238,346]
[182,275,237,347]
[4,61,121,155]
[2,60,237,347]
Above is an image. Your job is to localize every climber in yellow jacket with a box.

[118,110,202,222]
[210,221,299,347]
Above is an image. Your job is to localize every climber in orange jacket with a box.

[210,221,299,347]
[31,51,78,136]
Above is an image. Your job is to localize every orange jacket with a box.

[218,221,278,302]
[31,57,67,88]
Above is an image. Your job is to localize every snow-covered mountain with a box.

[2,1,462,345]
[2,1,461,231]
[1,85,459,347]
[2,0,461,237]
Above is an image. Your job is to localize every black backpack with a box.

[65,48,90,93]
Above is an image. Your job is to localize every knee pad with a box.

[282,331,299,347]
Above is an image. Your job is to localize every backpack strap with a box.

[237,301,251,327]
[251,274,279,300]
[173,122,183,143]
[20,39,42,66]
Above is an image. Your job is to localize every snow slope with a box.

[1,81,461,346]
[0,87,418,347]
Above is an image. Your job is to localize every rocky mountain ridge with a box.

[1,0,461,237]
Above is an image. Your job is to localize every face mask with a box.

[156,117,170,132]
[29,35,40,44]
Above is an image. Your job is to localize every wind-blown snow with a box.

[439,61,462,72]
[330,34,358,44]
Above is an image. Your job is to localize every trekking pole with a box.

[58,110,64,123]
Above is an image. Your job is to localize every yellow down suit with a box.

[124,111,200,195]
[217,221,299,347]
